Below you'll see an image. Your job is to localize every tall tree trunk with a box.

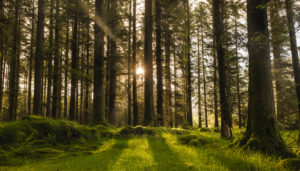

[64,19,69,119]
[144,0,154,125]
[52,0,61,118]
[284,0,300,144]
[270,0,284,120]
[213,0,231,138]
[197,29,202,128]
[155,0,163,126]
[213,47,219,128]
[84,18,90,124]
[0,0,4,114]
[46,0,54,117]
[132,0,138,126]
[127,0,132,126]
[93,0,105,123]
[185,0,192,126]
[108,0,117,125]
[69,0,78,120]
[236,0,294,157]
[28,2,35,115]
[9,0,20,120]
[33,0,45,115]
[165,25,172,127]
[234,14,241,128]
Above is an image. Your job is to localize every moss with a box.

[278,158,300,171]
[177,135,198,144]
[200,128,212,132]
[212,127,221,133]
[119,126,155,136]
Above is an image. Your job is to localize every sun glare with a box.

[136,67,144,75]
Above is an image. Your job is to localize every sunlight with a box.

[136,67,144,75]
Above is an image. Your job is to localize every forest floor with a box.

[0,117,299,171]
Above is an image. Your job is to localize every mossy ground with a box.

[0,117,299,171]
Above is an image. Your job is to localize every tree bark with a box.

[144,0,154,125]
[236,0,294,157]
[284,0,300,144]
[33,0,45,115]
[132,0,138,126]
[93,0,105,123]
[127,0,132,126]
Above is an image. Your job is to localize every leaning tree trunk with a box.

[235,0,295,157]
[144,0,154,125]
[284,0,300,144]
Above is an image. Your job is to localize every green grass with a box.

[0,118,299,170]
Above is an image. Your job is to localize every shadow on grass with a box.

[147,135,193,171]
[94,138,129,170]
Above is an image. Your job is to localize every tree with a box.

[127,0,132,126]
[236,0,294,157]
[52,0,61,118]
[33,0,45,115]
[69,0,78,120]
[132,0,138,126]
[93,0,105,123]
[284,0,300,144]
[155,0,163,126]
[213,0,231,138]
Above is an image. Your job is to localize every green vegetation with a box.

[0,117,299,170]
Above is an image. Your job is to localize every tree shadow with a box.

[95,138,129,170]
[147,135,193,171]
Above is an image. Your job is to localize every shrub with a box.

[119,126,155,136]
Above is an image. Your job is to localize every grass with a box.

[0,118,299,170]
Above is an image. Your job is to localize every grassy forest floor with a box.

[0,116,299,171]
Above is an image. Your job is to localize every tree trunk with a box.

[69,0,78,120]
[84,18,90,124]
[28,2,35,115]
[64,19,69,119]
[185,0,192,126]
[33,0,45,115]
[52,0,61,119]
[165,24,172,127]
[93,0,105,123]
[197,29,202,128]
[213,0,231,138]
[127,0,132,126]
[213,47,219,128]
[108,0,117,125]
[236,0,294,157]
[284,0,300,144]
[132,0,138,126]
[155,0,163,126]
[144,0,154,125]
[0,0,4,114]
[234,13,241,128]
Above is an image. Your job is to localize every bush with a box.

[178,135,208,147]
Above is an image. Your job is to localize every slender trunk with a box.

[213,0,231,138]
[155,0,163,126]
[33,0,45,115]
[127,0,132,126]
[144,0,154,125]
[52,0,61,119]
[132,0,138,126]
[0,0,4,114]
[197,29,202,128]
[213,47,219,128]
[69,0,78,120]
[84,18,90,124]
[234,15,241,128]
[64,20,69,118]
[93,0,105,123]
[201,28,208,128]
[284,0,300,144]
[165,25,172,127]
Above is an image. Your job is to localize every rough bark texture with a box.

[235,0,295,157]
[33,0,45,115]
[93,0,105,124]
[108,0,117,125]
[213,0,231,138]
[144,0,154,125]
[52,0,61,118]
[132,0,138,126]
[284,0,300,144]
[155,0,163,126]
[69,0,78,121]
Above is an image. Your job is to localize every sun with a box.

[136,67,144,75]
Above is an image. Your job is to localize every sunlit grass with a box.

[0,128,298,171]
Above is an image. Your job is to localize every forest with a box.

[0,0,300,170]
